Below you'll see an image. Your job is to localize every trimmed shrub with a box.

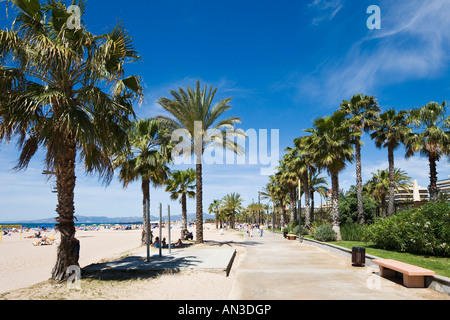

[313,224,337,242]
[365,202,450,257]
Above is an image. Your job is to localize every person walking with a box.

[259,224,264,237]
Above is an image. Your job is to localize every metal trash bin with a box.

[352,247,366,266]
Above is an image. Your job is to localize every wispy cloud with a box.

[309,0,344,25]
[296,0,450,107]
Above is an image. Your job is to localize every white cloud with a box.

[309,0,344,25]
[297,0,450,106]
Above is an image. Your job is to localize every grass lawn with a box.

[328,241,450,278]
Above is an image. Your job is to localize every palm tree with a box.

[370,109,411,217]
[340,94,380,224]
[406,101,450,202]
[304,111,356,240]
[208,199,221,229]
[292,136,316,229]
[269,174,289,227]
[277,154,299,223]
[308,172,329,220]
[165,168,196,236]
[116,118,171,245]
[365,168,412,217]
[157,80,243,243]
[221,192,245,229]
[0,1,142,281]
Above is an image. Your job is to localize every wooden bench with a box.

[373,259,435,288]
[286,234,298,240]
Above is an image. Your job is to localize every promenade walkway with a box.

[228,230,449,300]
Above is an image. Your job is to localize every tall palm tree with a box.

[304,111,356,240]
[270,174,289,227]
[365,168,412,217]
[406,101,450,202]
[308,172,329,220]
[208,199,221,229]
[221,192,245,229]
[157,80,243,243]
[165,168,196,236]
[370,109,411,216]
[262,176,289,228]
[292,136,316,229]
[116,118,171,245]
[0,0,142,281]
[340,94,380,224]
[277,154,300,223]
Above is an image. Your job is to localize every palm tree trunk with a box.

[141,177,152,245]
[428,153,439,202]
[51,140,78,282]
[331,171,341,241]
[215,209,219,229]
[303,174,311,230]
[196,160,203,243]
[289,187,296,222]
[181,192,188,232]
[310,191,315,223]
[231,209,235,229]
[355,141,365,224]
[381,191,387,218]
[281,204,287,228]
[387,145,395,217]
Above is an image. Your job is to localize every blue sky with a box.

[0,0,449,221]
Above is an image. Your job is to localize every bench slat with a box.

[373,259,435,276]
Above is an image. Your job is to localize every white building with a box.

[437,176,450,195]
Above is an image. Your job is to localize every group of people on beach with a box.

[153,237,183,248]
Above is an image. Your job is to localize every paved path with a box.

[228,230,449,300]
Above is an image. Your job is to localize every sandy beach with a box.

[0,223,244,299]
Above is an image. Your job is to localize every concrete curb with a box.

[302,237,450,296]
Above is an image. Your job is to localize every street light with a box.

[298,180,302,243]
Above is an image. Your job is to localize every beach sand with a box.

[0,223,244,300]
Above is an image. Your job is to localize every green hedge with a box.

[340,223,365,241]
[365,202,450,257]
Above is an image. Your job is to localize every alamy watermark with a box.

[66,265,82,290]
[171,122,279,176]
[367,5,381,30]
[67,5,81,30]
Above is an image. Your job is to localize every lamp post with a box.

[298,180,302,243]
[168,204,171,254]
[159,203,162,257]
[258,191,261,226]
[272,201,275,234]
[146,199,150,262]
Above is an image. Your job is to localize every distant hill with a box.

[1,213,215,225]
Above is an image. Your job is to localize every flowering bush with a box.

[366,202,450,257]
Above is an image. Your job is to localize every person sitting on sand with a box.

[154,237,160,248]
[174,238,183,248]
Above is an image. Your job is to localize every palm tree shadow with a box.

[81,253,203,282]
[203,240,259,247]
